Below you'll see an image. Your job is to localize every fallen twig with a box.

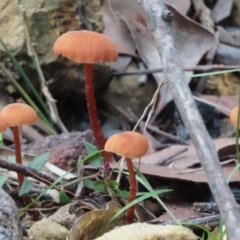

[113,65,240,76]
[136,0,240,239]
[0,158,56,185]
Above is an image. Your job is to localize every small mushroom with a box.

[230,105,239,128]
[104,131,149,223]
[0,115,7,133]
[53,30,118,162]
[0,103,38,187]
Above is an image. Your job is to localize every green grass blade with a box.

[108,189,171,223]
[188,68,240,78]
[134,166,181,225]
[0,37,50,117]
[20,149,104,212]
[0,63,57,134]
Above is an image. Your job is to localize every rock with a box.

[95,223,197,240]
[0,0,104,62]
[21,130,95,170]
[0,188,23,240]
[49,203,77,230]
[0,0,112,128]
[28,218,68,240]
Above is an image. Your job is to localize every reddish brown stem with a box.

[84,64,112,161]
[12,127,39,219]
[12,126,24,186]
[125,157,137,223]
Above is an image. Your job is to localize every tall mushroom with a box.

[53,30,118,162]
[0,103,38,187]
[104,131,149,223]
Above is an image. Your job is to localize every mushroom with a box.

[0,103,38,187]
[104,131,149,223]
[53,30,118,162]
[0,115,7,133]
[230,105,239,128]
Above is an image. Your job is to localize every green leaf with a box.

[20,150,102,214]
[93,180,118,188]
[133,166,180,225]
[108,189,172,224]
[19,179,33,196]
[18,209,25,217]
[84,142,103,168]
[28,152,49,170]
[84,179,107,193]
[109,180,119,188]
[93,180,106,186]
[84,179,129,198]
[59,191,72,204]
[0,175,8,188]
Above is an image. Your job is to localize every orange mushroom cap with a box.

[0,116,7,133]
[0,103,38,127]
[104,131,149,158]
[230,105,240,128]
[53,30,118,64]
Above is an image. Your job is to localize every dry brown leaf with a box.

[109,0,217,115]
[168,5,217,69]
[150,201,203,223]
[140,138,236,168]
[127,138,240,183]
[211,0,233,23]
[215,43,240,65]
[198,94,238,116]
[102,0,136,71]
[67,201,125,240]
[164,0,191,15]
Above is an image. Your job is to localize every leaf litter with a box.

[1,0,240,239]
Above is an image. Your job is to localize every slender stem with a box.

[84,64,112,161]
[12,126,24,186]
[12,127,39,219]
[125,157,137,223]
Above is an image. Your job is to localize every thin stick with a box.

[132,79,165,132]
[113,65,240,76]
[137,0,240,238]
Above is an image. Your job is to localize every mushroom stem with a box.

[12,126,24,186]
[84,64,112,161]
[125,157,137,224]
[12,126,39,219]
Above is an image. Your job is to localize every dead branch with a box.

[113,64,240,76]
[136,0,240,239]
[0,158,56,185]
